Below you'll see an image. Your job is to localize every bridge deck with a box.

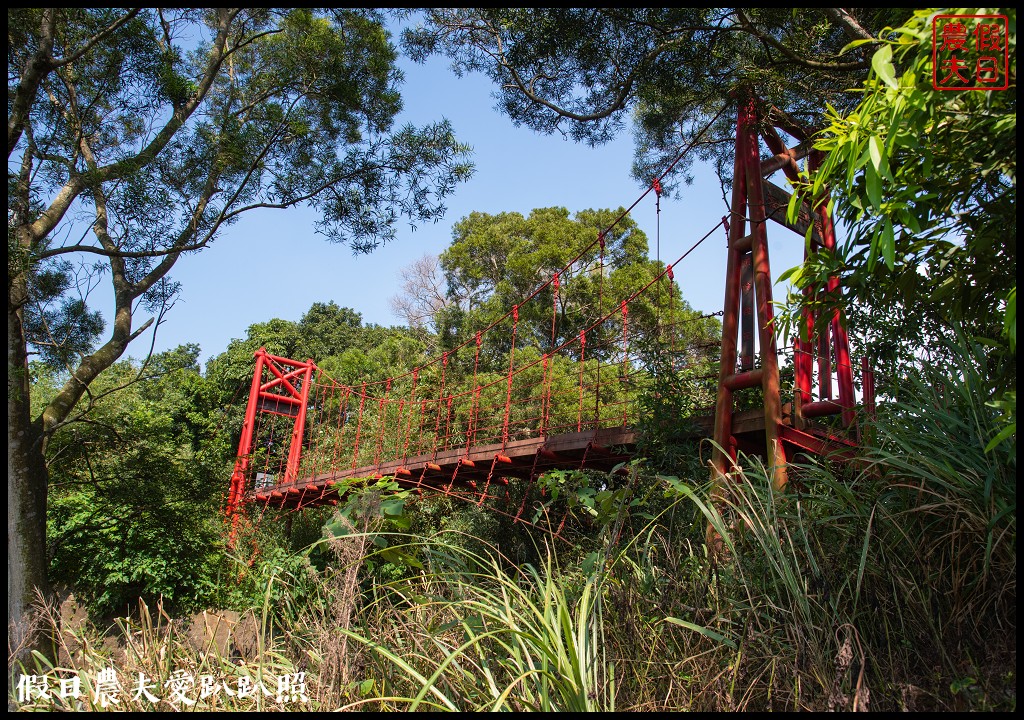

[246,406,852,510]
[251,425,639,510]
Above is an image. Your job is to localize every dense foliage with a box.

[434,207,720,357]
[39,349,226,615]
[780,8,1016,418]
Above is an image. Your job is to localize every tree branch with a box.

[498,28,697,124]
[24,8,241,248]
[8,9,143,158]
[53,9,144,69]
[823,8,877,43]
[734,9,870,72]
[8,9,56,157]
[36,239,214,262]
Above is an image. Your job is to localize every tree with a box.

[8,8,473,651]
[298,302,366,362]
[400,8,911,194]
[433,207,717,359]
[389,253,450,332]
[41,346,227,616]
[779,8,1015,437]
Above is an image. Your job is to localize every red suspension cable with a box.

[502,305,519,449]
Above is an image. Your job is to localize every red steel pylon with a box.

[711,97,861,491]
[225,347,316,547]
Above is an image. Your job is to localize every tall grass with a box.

[312,534,613,711]
[9,594,299,711]
[679,336,1016,711]
[11,341,1014,712]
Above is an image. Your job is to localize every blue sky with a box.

[139,43,808,366]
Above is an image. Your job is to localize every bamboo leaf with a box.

[663,617,737,649]
[872,43,898,89]
[882,217,895,270]
[868,134,883,172]
[865,164,882,210]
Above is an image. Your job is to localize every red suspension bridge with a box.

[224,100,876,541]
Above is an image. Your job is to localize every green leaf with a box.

[882,217,895,270]
[840,38,878,54]
[950,677,977,695]
[381,497,406,518]
[325,516,354,538]
[664,617,737,649]
[785,184,803,225]
[380,546,423,569]
[865,164,882,210]
[867,229,880,271]
[899,208,921,234]
[582,551,601,575]
[777,264,803,284]
[984,422,1016,453]
[390,515,412,531]
[867,135,883,172]
[872,44,898,89]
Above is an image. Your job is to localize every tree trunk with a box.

[7,297,51,662]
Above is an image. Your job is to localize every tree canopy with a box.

[390,206,721,368]
[37,347,227,615]
[400,8,912,192]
